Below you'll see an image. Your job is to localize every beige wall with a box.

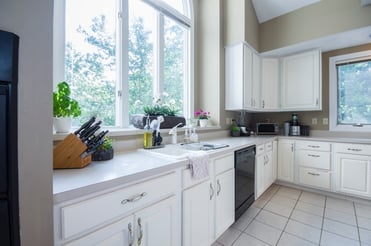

[250,43,371,131]
[260,0,371,52]
[0,0,54,245]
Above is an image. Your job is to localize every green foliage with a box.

[97,136,113,151]
[53,81,81,118]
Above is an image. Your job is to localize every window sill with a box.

[53,125,221,141]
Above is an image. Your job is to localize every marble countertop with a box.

[53,134,371,203]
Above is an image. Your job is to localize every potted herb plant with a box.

[53,81,81,133]
[92,136,114,161]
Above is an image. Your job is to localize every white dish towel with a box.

[188,151,209,180]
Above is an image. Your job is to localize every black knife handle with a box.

[75,116,96,136]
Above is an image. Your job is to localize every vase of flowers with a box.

[195,109,210,127]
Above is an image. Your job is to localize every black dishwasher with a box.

[235,145,256,220]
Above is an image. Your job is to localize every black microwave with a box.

[256,123,279,135]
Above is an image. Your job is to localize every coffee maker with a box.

[290,113,300,136]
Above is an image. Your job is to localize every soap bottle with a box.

[190,128,198,143]
[143,116,153,148]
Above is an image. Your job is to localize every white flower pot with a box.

[199,119,208,128]
[53,117,72,133]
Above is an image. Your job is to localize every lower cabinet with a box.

[182,153,235,246]
[256,142,275,198]
[66,196,177,246]
[277,139,295,182]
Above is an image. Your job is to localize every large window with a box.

[329,50,371,131]
[54,0,193,127]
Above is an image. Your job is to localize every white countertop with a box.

[53,134,371,203]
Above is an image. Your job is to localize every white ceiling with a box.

[252,0,321,23]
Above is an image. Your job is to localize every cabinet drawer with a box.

[61,172,177,239]
[256,144,265,156]
[299,167,330,189]
[182,163,211,189]
[296,141,331,151]
[334,143,371,156]
[265,142,273,152]
[214,153,234,175]
[296,150,330,169]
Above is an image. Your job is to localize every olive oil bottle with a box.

[143,116,153,148]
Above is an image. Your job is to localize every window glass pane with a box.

[337,60,371,125]
[128,0,155,115]
[163,16,187,115]
[163,0,189,17]
[65,0,117,126]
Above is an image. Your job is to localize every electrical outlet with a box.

[323,118,328,125]
[312,118,317,125]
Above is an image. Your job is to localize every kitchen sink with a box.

[140,142,229,159]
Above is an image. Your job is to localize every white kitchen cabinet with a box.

[256,142,275,198]
[182,153,234,246]
[295,141,331,190]
[281,49,321,111]
[54,172,180,246]
[261,58,279,110]
[277,139,295,182]
[225,42,260,110]
[334,143,371,198]
[66,196,177,246]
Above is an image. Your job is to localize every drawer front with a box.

[296,150,330,169]
[61,172,177,239]
[296,141,331,151]
[182,163,211,189]
[214,153,234,175]
[256,144,265,156]
[265,142,273,152]
[299,167,330,189]
[334,143,371,156]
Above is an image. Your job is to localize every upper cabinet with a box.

[225,44,322,112]
[261,58,279,110]
[225,43,260,111]
[280,50,322,111]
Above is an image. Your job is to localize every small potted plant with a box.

[195,109,210,127]
[92,136,114,161]
[53,81,81,133]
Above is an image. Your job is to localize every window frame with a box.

[329,50,371,132]
[53,0,194,129]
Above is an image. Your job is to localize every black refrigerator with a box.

[0,30,20,246]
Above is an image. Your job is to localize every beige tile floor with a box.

[213,184,371,246]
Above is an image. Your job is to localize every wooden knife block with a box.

[53,133,92,169]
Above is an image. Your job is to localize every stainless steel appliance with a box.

[235,145,255,220]
[256,123,279,135]
[0,30,20,246]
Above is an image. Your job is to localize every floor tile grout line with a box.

[353,201,362,245]
[319,195,327,246]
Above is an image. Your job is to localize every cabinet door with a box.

[281,50,321,110]
[243,45,253,109]
[255,153,265,198]
[277,140,295,182]
[252,52,261,109]
[135,196,178,246]
[225,44,244,110]
[65,215,133,246]
[264,150,274,189]
[261,58,279,110]
[183,180,213,246]
[215,169,235,239]
[335,154,371,197]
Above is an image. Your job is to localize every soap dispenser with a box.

[143,115,153,148]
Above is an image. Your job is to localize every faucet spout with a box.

[169,123,183,144]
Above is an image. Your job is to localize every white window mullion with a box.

[121,0,129,127]
[53,0,66,87]
[153,13,164,98]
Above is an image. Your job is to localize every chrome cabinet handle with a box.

[128,223,134,246]
[210,183,214,200]
[137,218,143,245]
[217,180,221,196]
[316,98,319,106]
[308,154,320,158]
[308,145,320,148]
[347,148,362,152]
[262,100,265,108]
[308,172,320,176]
[121,192,147,205]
